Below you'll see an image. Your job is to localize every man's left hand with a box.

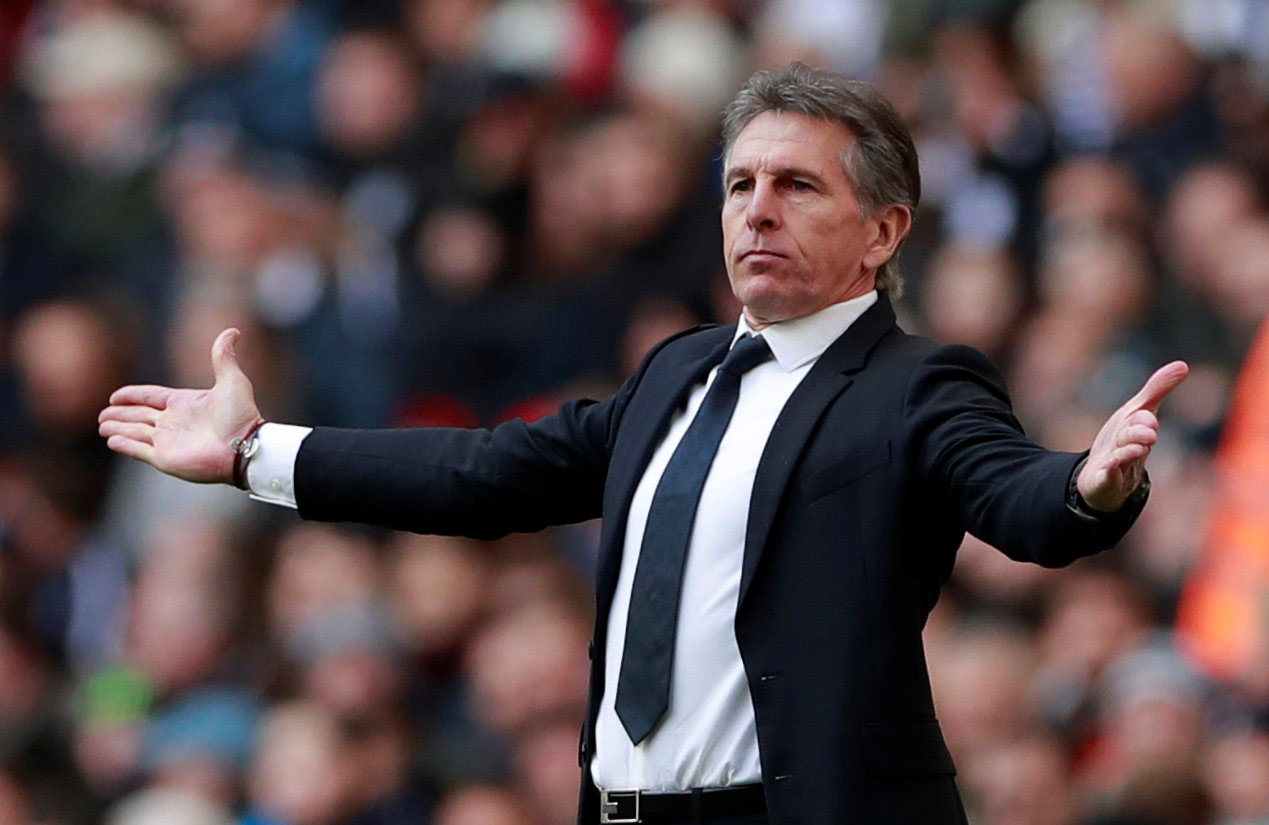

[1077,360,1189,512]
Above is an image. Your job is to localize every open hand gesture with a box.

[1076,360,1189,512]
[98,328,263,484]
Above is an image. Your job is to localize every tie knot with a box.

[719,334,772,376]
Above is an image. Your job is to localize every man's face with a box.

[722,111,889,328]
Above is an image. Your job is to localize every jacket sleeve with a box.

[294,379,635,539]
[288,324,727,539]
[903,344,1143,567]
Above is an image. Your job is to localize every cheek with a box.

[721,207,743,247]
[817,221,864,266]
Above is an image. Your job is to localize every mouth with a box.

[740,249,787,261]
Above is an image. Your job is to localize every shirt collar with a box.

[734,291,879,372]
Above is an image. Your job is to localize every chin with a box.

[732,259,813,307]
[733,274,788,313]
[739,295,803,327]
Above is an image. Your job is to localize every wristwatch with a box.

[231,420,266,490]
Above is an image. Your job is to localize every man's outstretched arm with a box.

[99,328,625,537]
[906,346,1188,566]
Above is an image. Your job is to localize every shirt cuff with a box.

[245,423,312,509]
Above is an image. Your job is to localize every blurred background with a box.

[0,0,1267,823]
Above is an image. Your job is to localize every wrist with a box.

[1077,471,1147,514]
[231,418,266,489]
[1067,455,1150,521]
[1077,487,1125,514]
[1076,481,1124,513]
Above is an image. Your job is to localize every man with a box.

[99,64,1187,825]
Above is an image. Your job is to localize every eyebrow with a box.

[724,165,828,187]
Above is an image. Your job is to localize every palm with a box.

[1077,361,1189,512]
[99,329,262,484]
[152,385,259,482]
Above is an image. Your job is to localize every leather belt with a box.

[599,784,766,823]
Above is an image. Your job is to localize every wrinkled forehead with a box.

[724,111,856,176]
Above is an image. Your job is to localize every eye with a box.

[790,179,814,192]
[729,179,753,195]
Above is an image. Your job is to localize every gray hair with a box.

[721,63,920,297]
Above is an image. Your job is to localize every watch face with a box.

[232,421,267,489]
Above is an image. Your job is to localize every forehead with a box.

[727,111,855,174]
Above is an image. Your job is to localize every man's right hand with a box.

[98,328,263,484]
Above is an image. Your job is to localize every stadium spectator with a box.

[0,2,1262,822]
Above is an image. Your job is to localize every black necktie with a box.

[615,334,773,745]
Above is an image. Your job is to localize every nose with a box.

[745,178,781,231]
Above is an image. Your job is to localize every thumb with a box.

[1127,360,1189,414]
[210,328,245,385]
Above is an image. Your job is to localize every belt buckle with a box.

[599,789,640,823]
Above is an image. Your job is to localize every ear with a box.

[861,205,913,272]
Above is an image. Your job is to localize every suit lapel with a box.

[594,327,734,621]
[739,297,898,608]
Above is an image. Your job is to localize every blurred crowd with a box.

[0,0,1267,824]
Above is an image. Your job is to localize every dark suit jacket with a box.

[294,297,1141,825]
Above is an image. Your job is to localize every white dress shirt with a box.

[592,292,876,791]
[246,292,879,791]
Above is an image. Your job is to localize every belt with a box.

[599,784,766,823]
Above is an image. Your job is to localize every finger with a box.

[1127,360,1189,414]
[109,385,172,408]
[98,405,159,425]
[99,420,154,444]
[1096,454,1121,478]
[211,327,244,385]
[1125,409,1159,430]
[1113,443,1149,464]
[105,435,156,463]
[1116,424,1159,448]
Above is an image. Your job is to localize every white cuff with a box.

[245,423,312,509]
